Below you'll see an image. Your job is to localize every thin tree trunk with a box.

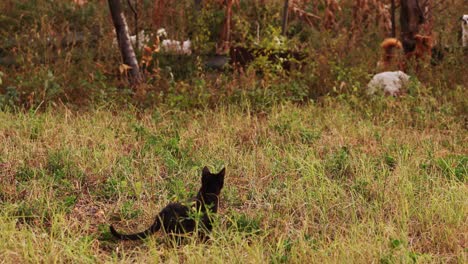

[391,0,396,38]
[225,0,232,43]
[108,0,142,84]
[194,0,202,11]
[400,0,424,54]
[127,0,139,50]
[217,0,233,54]
[281,0,289,36]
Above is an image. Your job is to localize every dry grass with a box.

[1,1,467,262]
[0,93,466,263]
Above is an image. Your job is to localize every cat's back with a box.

[159,202,195,233]
[162,202,190,215]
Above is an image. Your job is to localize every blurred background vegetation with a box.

[0,0,466,111]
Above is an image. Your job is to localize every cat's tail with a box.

[110,220,161,240]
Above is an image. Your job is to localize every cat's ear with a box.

[217,168,225,184]
[217,168,225,177]
[201,167,210,185]
[202,166,211,177]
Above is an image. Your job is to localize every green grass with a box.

[1,0,466,262]
[0,93,466,263]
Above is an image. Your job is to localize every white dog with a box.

[462,15,468,47]
[112,30,150,50]
[367,71,411,96]
[157,28,192,55]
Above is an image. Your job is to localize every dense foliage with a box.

[0,0,466,110]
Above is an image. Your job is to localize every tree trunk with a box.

[126,0,139,50]
[225,0,232,44]
[400,0,424,54]
[194,0,202,11]
[391,0,396,38]
[108,0,142,84]
[217,0,233,54]
[281,0,289,36]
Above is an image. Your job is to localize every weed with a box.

[15,165,36,182]
[436,155,467,182]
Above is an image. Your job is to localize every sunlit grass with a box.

[0,93,466,263]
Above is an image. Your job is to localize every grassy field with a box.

[1,0,467,262]
[0,91,466,263]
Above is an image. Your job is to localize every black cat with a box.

[109,167,225,240]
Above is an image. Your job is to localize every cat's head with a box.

[201,166,225,195]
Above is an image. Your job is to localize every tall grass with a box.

[0,92,466,262]
[1,0,466,262]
